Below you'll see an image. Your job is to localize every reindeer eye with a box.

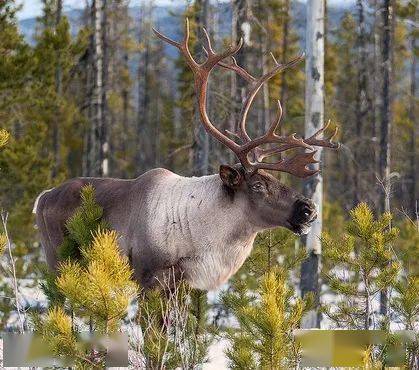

[251,182,264,192]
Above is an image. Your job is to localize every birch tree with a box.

[88,0,108,176]
[300,0,325,328]
[101,0,109,176]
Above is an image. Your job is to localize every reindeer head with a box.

[154,21,339,235]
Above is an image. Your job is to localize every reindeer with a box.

[34,21,339,291]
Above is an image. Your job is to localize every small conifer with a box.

[57,229,137,332]
[59,184,109,261]
[391,276,418,368]
[0,232,6,256]
[224,267,312,369]
[39,185,137,367]
[42,306,78,360]
[322,202,401,330]
[0,129,9,149]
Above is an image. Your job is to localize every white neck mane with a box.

[145,172,258,290]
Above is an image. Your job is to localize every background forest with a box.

[0,0,417,368]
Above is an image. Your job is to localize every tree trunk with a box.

[82,2,92,176]
[408,29,417,217]
[193,0,210,176]
[229,1,238,163]
[234,0,251,126]
[121,4,130,156]
[260,23,270,135]
[372,0,381,206]
[52,0,62,179]
[353,0,369,206]
[280,0,289,118]
[379,0,394,315]
[136,4,153,172]
[89,0,104,176]
[101,0,109,177]
[300,0,325,329]
[120,9,130,177]
[229,0,252,163]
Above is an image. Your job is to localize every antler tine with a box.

[238,52,305,144]
[267,100,283,137]
[252,100,283,161]
[153,19,199,72]
[152,28,181,48]
[252,151,319,178]
[270,52,279,65]
[225,129,243,141]
[253,100,312,161]
[203,39,244,71]
[304,120,340,149]
[254,140,310,161]
[216,56,256,83]
[202,44,252,85]
[202,27,216,56]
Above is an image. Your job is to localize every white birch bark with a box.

[90,0,103,176]
[301,0,325,329]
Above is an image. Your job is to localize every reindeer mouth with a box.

[286,220,314,236]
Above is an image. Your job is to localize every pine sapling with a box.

[38,186,138,367]
[224,267,313,369]
[322,202,401,330]
[0,129,9,149]
[390,276,418,368]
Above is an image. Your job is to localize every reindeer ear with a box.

[219,165,244,189]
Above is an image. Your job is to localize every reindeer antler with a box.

[153,20,340,178]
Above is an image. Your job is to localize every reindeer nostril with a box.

[291,198,317,225]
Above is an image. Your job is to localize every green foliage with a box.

[172,10,198,174]
[394,219,419,276]
[237,228,302,290]
[0,0,87,243]
[42,306,78,359]
[253,0,304,120]
[223,228,310,369]
[38,185,137,367]
[0,232,10,326]
[41,185,135,330]
[322,203,401,330]
[58,184,109,262]
[391,276,418,331]
[224,267,312,369]
[39,263,65,306]
[391,276,418,367]
[0,232,6,256]
[57,229,138,332]
[41,305,106,368]
[0,129,9,149]
[0,129,9,211]
[225,333,257,370]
